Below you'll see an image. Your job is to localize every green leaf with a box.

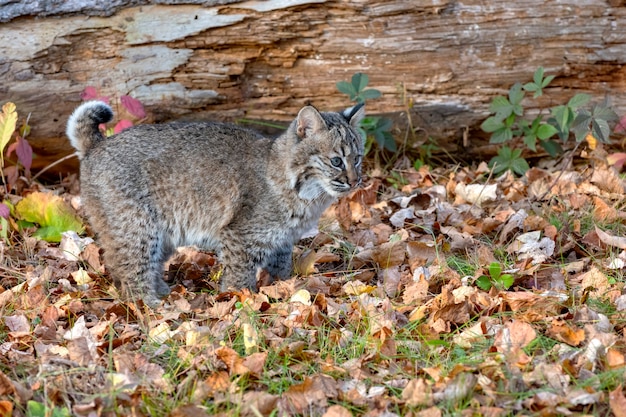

[489,262,502,279]
[592,104,618,122]
[539,139,562,157]
[15,192,84,242]
[359,88,382,101]
[351,73,369,92]
[382,131,397,152]
[551,105,572,132]
[510,157,530,175]
[508,83,525,106]
[567,93,591,110]
[571,110,591,139]
[542,74,555,88]
[523,133,537,152]
[536,123,558,140]
[476,275,492,291]
[27,401,46,417]
[481,116,504,133]
[533,67,545,86]
[522,82,539,93]
[489,96,514,120]
[490,126,513,144]
[498,274,514,289]
[336,81,357,100]
[592,118,611,143]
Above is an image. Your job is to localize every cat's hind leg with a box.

[263,245,293,283]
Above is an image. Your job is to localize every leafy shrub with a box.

[337,73,396,152]
[0,102,84,243]
[481,67,618,175]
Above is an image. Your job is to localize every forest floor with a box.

[1,145,626,417]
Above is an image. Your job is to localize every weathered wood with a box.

[2,0,626,173]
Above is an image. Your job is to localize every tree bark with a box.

[2,0,626,173]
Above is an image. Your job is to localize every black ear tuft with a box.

[342,102,365,128]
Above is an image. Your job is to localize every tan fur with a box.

[67,101,365,307]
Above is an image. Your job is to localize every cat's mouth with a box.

[328,180,358,196]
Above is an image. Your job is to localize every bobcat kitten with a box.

[67,100,365,307]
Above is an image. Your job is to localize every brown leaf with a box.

[4,314,29,335]
[591,166,626,194]
[610,385,626,417]
[241,391,279,417]
[380,266,402,298]
[593,196,618,222]
[335,197,352,230]
[242,352,267,378]
[322,404,353,417]
[0,401,11,417]
[402,378,433,407]
[0,371,15,396]
[402,275,429,305]
[203,371,230,396]
[167,404,207,417]
[595,226,626,249]
[370,240,406,268]
[493,320,536,366]
[280,374,337,414]
[216,346,250,376]
[415,406,442,417]
[607,348,626,368]
[546,320,585,347]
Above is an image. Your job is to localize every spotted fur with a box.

[67,101,365,307]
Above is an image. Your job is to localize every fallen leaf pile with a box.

[1,155,626,416]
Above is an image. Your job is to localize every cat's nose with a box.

[348,174,361,188]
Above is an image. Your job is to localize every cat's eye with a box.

[330,157,344,168]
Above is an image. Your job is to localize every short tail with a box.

[66,101,114,159]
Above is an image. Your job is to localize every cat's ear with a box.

[296,106,326,139]
[343,102,365,128]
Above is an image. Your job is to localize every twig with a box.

[31,152,79,182]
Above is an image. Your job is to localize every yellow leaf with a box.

[242,323,258,355]
[585,133,597,150]
[342,280,376,296]
[289,289,312,305]
[0,102,17,160]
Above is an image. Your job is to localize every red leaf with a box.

[615,114,626,134]
[6,141,17,158]
[607,152,626,170]
[120,95,146,119]
[0,203,9,219]
[15,137,32,171]
[80,86,99,101]
[114,119,133,134]
[6,137,33,171]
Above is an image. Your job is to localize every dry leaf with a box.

[546,320,585,346]
[402,378,433,407]
[610,385,626,417]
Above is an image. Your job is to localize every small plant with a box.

[337,73,396,152]
[0,102,86,243]
[481,67,619,175]
[26,400,71,417]
[475,262,514,291]
[80,86,146,136]
[0,102,34,191]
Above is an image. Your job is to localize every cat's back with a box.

[85,121,270,163]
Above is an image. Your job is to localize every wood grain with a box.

[1,0,626,172]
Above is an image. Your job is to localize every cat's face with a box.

[291,104,365,200]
